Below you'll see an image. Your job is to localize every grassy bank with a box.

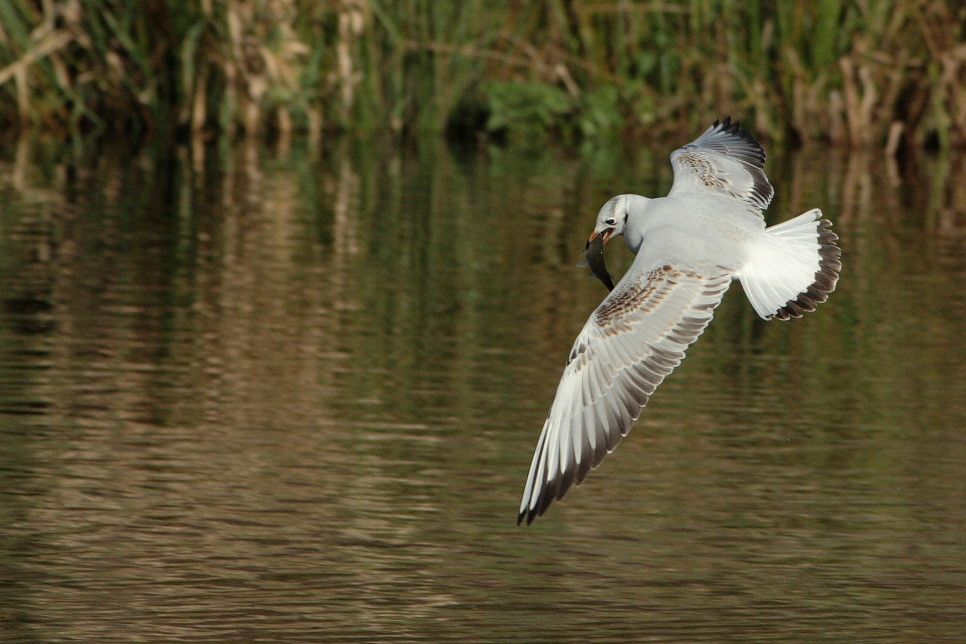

[0,0,962,148]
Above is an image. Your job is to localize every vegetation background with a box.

[0,0,963,150]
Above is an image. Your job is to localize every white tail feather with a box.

[739,209,839,320]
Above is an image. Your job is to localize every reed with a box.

[0,0,961,148]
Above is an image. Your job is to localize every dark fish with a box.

[584,235,615,291]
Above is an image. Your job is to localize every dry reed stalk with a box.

[839,55,878,146]
[336,0,366,126]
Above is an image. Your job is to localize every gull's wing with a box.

[667,117,774,216]
[518,259,734,525]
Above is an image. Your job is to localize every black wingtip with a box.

[712,116,763,152]
[518,495,551,525]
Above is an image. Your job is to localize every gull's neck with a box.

[623,194,650,254]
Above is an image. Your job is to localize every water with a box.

[0,133,963,642]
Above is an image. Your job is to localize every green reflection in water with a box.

[0,134,963,642]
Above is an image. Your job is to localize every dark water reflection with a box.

[0,133,963,642]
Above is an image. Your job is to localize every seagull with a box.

[518,117,841,525]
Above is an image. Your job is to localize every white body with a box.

[618,192,829,320]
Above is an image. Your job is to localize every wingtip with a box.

[713,115,761,148]
[518,489,556,525]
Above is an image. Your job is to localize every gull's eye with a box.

[605,217,617,226]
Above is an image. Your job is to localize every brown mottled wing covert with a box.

[668,117,774,216]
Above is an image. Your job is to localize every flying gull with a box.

[518,117,841,525]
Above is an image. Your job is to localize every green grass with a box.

[0,0,961,148]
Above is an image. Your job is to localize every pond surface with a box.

[0,133,963,642]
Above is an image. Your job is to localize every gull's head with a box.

[588,194,645,247]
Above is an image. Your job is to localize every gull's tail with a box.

[739,209,841,320]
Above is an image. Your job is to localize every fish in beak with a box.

[584,228,616,291]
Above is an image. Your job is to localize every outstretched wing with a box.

[518,260,734,525]
[667,117,774,216]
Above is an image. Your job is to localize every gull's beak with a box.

[586,228,614,249]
